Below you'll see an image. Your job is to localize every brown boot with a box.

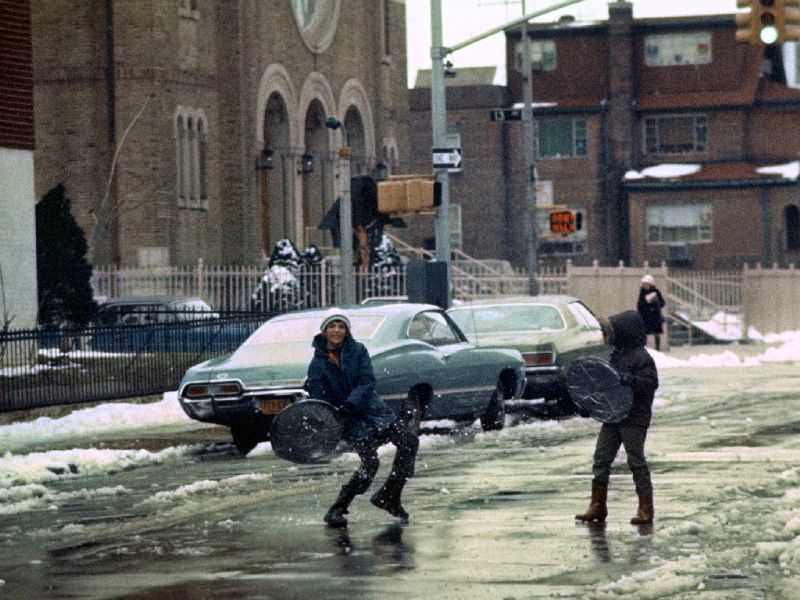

[630,494,654,525]
[575,484,608,522]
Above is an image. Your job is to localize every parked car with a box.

[447,295,609,415]
[88,295,248,354]
[94,295,219,325]
[178,303,526,454]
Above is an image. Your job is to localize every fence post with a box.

[197,258,204,300]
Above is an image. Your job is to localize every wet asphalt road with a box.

[1,350,799,599]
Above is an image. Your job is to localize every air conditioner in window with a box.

[666,243,693,266]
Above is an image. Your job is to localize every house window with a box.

[175,107,208,209]
[644,32,711,66]
[647,204,712,244]
[381,0,391,61]
[645,114,707,155]
[516,39,556,72]
[449,204,462,251]
[786,204,800,250]
[534,118,587,158]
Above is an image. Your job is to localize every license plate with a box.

[260,398,291,415]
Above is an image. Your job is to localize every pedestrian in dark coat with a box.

[306,309,419,528]
[636,274,666,351]
[575,310,659,525]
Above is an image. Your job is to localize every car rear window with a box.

[449,304,565,335]
[244,314,386,345]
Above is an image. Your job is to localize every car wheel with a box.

[401,390,423,434]
[556,395,577,417]
[480,383,506,431]
[230,422,266,455]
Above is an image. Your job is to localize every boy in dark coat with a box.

[575,310,659,525]
[636,274,666,351]
[306,309,419,528]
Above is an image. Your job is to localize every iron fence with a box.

[0,312,275,413]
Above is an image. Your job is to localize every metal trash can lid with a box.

[566,356,633,424]
[269,399,343,463]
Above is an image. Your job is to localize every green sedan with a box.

[447,296,609,415]
[178,303,526,453]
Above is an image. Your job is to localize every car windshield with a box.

[449,304,565,335]
[244,314,386,346]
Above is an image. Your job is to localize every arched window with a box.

[786,204,800,251]
[176,115,186,206]
[175,107,209,209]
[198,119,207,206]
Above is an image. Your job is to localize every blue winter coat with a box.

[305,333,398,444]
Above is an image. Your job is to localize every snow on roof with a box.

[623,164,701,181]
[511,101,558,109]
[756,160,800,180]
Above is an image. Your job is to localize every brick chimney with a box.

[601,1,634,263]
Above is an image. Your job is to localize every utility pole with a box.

[429,0,584,298]
[338,147,355,305]
[431,0,452,303]
[520,1,540,295]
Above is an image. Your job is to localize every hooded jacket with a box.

[608,310,659,428]
[305,333,397,444]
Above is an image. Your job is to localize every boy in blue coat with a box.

[306,309,419,528]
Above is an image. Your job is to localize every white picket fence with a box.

[91,260,568,311]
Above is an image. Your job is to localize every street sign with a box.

[432,147,462,172]
[490,108,522,122]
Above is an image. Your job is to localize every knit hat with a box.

[641,274,655,285]
[320,308,351,334]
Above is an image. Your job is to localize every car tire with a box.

[401,390,423,434]
[557,395,577,417]
[480,383,506,431]
[230,422,266,455]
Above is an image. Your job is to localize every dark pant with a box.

[344,420,419,496]
[591,423,652,496]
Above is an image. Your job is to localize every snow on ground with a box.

[0,392,204,455]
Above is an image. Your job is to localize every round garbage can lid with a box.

[269,399,342,463]
[566,356,633,424]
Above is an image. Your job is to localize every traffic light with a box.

[377,174,441,215]
[549,209,582,235]
[736,0,800,45]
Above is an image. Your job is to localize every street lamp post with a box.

[431,0,452,305]
[521,4,540,295]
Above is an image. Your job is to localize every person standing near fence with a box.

[636,275,665,351]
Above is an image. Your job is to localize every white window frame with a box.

[644,113,708,155]
[516,39,556,72]
[646,203,713,244]
[534,118,587,159]
[644,31,712,67]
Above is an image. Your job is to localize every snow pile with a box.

[0,484,128,516]
[139,473,273,507]
[590,554,707,599]
[652,330,800,369]
[0,392,200,454]
[0,446,192,488]
[623,163,701,180]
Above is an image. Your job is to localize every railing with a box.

[664,269,743,320]
[91,259,567,310]
[0,313,273,413]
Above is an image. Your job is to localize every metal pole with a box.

[339,147,355,305]
[431,0,451,306]
[521,4,540,295]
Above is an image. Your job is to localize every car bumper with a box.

[179,386,309,424]
[522,366,563,399]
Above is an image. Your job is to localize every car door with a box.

[407,310,488,419]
